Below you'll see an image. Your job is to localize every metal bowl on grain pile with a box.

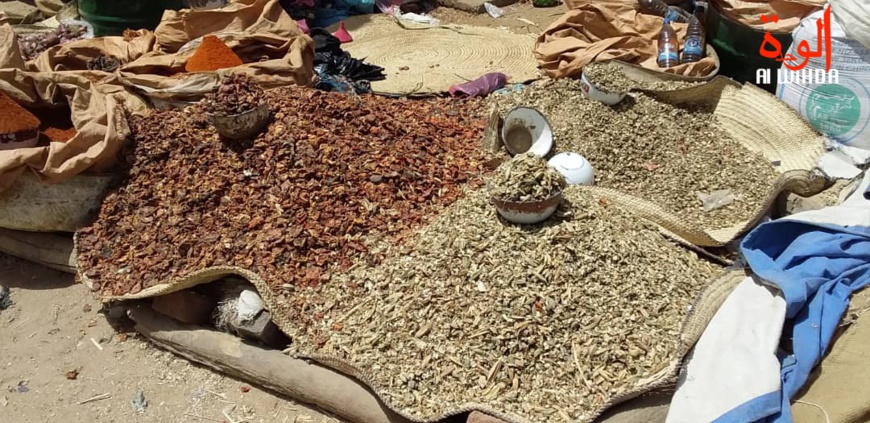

[501,107,553,157]
[492,191,563,225]
[210,102,270,140]
[579,71,627,106]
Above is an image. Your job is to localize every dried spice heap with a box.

[583,62,635,93]
[184,35,244,72]
[42,127,76,142]
[489,152,565,202]
[288,187,720,422]
[87,55,121,72]
[17,23,88,60]
[204,73,264,116]
[0,92,40,144]
[494,79,779,229]
[77,87,488,297]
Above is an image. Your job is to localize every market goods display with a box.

[17,23,88,61]
[77,87,488,296]
[184,35,244,72]
[289,187,720,421]
[494,79,779,229]
[490,153,566,202]
[0,92,40,148]
[86,55,122,72]
[204,73,264,116]
[583,62,636,93]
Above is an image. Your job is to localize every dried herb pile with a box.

[583,62,635,93]
[582,62,704,93]
[77,87,488,296]
[286,187,720,422]
[204,73,264,115]
[493,79,778,229]
[87,55,121,72]
[490,153,565,202]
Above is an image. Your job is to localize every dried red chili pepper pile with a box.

[77,87,488,297]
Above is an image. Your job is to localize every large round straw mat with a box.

[339,15,540,95]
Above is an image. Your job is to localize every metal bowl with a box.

[491,191,563,224]
[210,103,270,140]
[501,107,553,157]
[579,71,627,106]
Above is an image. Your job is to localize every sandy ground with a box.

[0,254,332,423]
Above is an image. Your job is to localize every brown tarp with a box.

[118,31,315,107]
[25,30,158,73]
[712,0,825,31]
[534,0,718,79]
[154,0,304,53]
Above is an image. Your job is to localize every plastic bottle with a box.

[638,0,688,23]
[657,19,680,68]
[681,2,707,63]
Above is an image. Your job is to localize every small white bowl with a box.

[501,107,553,157]
[548,152,594,186]
[579,72,626,106]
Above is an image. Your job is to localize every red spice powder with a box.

[184,35,244,72]
[0,92,40,134]
[42,127,77,142]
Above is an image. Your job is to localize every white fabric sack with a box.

[831,0,870,49]
[776,8,870,150]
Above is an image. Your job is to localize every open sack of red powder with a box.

[117,31,315,108]
[0,69,136,192]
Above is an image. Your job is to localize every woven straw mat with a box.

[337,15,540,95]
[585,78,828,248]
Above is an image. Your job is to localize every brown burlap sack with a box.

[712,0,824,31]
[535,0,719,79]
[25,30,158,73]
[118,31,315,108]
[82,251,746,423]
[154,0,303,53]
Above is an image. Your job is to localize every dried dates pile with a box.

[205,73,265,116]
[77,87,488,296]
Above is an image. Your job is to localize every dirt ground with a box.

[0,253,332,423]
[431,2,565,34]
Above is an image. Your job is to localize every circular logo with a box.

[804,84,861,137]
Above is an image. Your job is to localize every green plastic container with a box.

[706,3,793,93]
[77,0,184,37]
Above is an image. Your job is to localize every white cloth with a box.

[666,277,787,423]
[667,171,870,423]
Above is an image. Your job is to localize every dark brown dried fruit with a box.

[77,87,490,333]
